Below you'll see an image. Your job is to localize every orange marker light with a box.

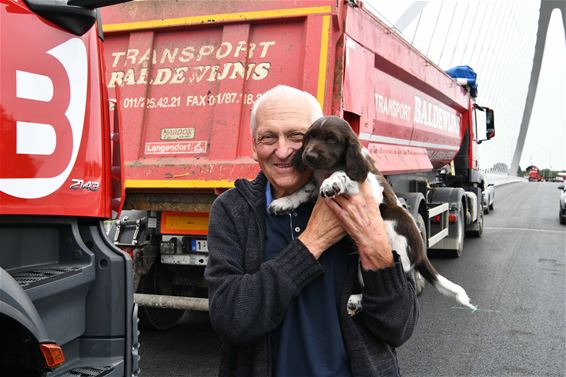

[39,343,65,368]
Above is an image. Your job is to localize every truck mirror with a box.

[68,0,132,9]
[485,108,495,139]
[25,0,131,36]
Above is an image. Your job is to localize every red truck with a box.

[0,0,138,375]
[526,165,545,182]
[101,0,495,329]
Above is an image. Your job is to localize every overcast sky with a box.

[365,0,566,171]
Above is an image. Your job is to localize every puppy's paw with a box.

[269,181,317,214]
[347,294,363,317]
[268,198,294,215]
[320,175,347,198]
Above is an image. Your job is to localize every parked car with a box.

[559,185,566,224]
[483,183,495,214]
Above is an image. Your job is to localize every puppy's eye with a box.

[326,136,338,144]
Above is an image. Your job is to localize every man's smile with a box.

[273,162,294,169]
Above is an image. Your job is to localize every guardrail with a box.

[485,174,527,187]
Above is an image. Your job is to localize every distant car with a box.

[483,183,495,214]
[559,185,566,225]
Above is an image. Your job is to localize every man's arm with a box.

[359,257,419,347]
[204,192,323,345]
[325,181,419,346]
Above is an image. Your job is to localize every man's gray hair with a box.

[249,85,323,138]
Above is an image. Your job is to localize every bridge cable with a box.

[470,1,497,68]
[477,2,506,80]
[426,0,445,56]
[481,2,515,103]
[438,2,458,65]
[468,3,492,66]
[458,1,482,64]
[488,2,522,106]
[411,5,424,45]
[448,1,471,67]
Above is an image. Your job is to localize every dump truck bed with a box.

[101,0,471,190]
[102,1,337,189]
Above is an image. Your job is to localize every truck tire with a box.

[414,214,427,296]
[138,263,184,330]
[0,319,46,377]
[448,206,465,257]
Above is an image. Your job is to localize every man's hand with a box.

[298,197,346,259]
[325,180,394,270]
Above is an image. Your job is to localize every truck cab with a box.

[0,0,138,375]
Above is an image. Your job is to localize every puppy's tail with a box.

[415,258,477,310]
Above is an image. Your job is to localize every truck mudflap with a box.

[464,187,484,237]
[464,191,479,224]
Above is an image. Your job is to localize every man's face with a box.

[252,95,314,199]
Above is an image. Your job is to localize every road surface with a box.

[138,182,565,377]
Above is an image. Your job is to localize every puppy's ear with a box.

[345,141,370,182]
[292,144,306,172]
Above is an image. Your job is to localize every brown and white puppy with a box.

[269,116,476,312]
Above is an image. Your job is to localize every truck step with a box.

[58,365,113,377]
[11,265,82,289]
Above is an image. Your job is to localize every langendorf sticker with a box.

[145,141,207,155]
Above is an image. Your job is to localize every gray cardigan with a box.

[204,173,419,376]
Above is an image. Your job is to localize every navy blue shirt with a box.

[264,184,352,377]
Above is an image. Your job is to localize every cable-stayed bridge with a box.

[365,0,566,176]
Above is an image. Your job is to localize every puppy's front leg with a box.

[268,181,317,215]
[320,171,359,198]
[347,294,363,316]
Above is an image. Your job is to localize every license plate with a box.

[191,239,208,252]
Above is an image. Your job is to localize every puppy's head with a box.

[294,116,371,181]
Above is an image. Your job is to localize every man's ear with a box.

[345,142,370,181]
[292,145,306,172]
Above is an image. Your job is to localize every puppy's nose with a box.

[304,152,319,164]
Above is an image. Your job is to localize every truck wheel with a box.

[448,207,465,257]
[0,320,46,377]
[138,263,184,330]
[489,201,494,211]
[414,214,427,296]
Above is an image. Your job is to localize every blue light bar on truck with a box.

[446,65,478,97]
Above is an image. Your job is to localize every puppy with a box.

[269,116,476,313]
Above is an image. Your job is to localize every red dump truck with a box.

[526,165,545,182]
[0,0,138,375]
[101,0,495,329]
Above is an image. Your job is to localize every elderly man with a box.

[204,85,418,377]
